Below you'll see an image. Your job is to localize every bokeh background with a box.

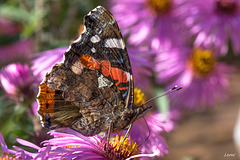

[0,0,240,159]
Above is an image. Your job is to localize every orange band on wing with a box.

[117,86,128,90]
[101,60,129,89]
[79,55,129,90]
[79,55,100,70]
[37,83,55,117]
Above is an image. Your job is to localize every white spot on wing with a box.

[91,47,96,53]
[104,38,125,49]
[71,61,85,75]
[128,73,131,81]
[90,35,101,43]
[98,74,113,88]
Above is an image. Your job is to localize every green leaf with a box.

[0,5,30,22]
[21,6,48,37]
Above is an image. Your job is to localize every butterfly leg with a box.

[105,121,113,152]
[119,123,133,151]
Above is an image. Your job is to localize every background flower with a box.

[180,0,240,55]
[0,63,37,104]
[110,0,188,48]
[0,1,239,159]
[31,47,67,81]
[0,17,33,67]
[0,131,34,159]
[0,63,41,147]
[155,45,233,109]
[128,112,176,158]
[1,129,157,160]
[127,47,154,87]
[0,17,20,35]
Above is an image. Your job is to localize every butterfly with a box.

[37,6,152,137]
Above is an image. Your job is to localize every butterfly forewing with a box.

[68,6,134,109]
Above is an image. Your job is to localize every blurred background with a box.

[0,0,240,159]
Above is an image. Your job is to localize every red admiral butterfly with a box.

[37,6,152,137]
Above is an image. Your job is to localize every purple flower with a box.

[0,17,33,66]
[180,0,240,55]
[128,47,154,87]
[109,0,188,47]
[129,112,176,158]
[9,138,50,160]
[155,46,234,109]
[32,46,153,87]
[0,40,33,66]
[0,131,8,154]
[41,130,106,159]
[0,131,34,159]
[2,129,158,160]
[0,17,20,36]
[44,129,160,159]
[0,63,38,104]
[31,47,67,81]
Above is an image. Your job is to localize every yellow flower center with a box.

[107,134,140,160]
[146,0,172,14]
[134,88,146,106]
[215,0,238,15]
[0,153,19,160]
[188,48,215,78]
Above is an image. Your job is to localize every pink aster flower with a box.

[0,17,20,36]
[0,17,33,66]
[31,47,67,81]
[128,47,154,87]
[0,132,9,155]
[0,62,40,132]
[180,0,240,55]
[2,129,158,160]
[0,131,35,159]
[155,45,234,109]
[0,39,33,67]
[109,0,188,47]
[42,129,151,160]
[0,63,38,104]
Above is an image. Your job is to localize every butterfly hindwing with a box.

[37,83,82,129]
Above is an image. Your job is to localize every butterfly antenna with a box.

[143,85,182,105]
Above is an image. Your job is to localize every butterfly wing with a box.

[67,6,134,109]
[38,6,134,136]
